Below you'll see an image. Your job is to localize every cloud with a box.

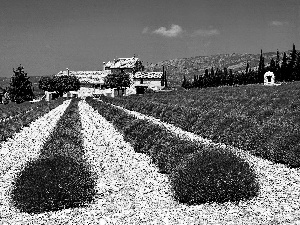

[270,21,289,26]
[192,28,220,37]
[142,27,149,34]
[152,24,183,37]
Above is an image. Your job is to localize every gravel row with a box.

[0,100,72,221]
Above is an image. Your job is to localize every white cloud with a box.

[192,28,220,37]
[270,21,289,26]
[152,24,183,37]
[142,27,149,34]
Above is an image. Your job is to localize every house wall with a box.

[133,79,164,90]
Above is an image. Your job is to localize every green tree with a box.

[228,69,233,86]
[39,75,80,97]
[103,71,133,93]
[267,58,276,73]
[281,52,288,82]
[223,67,228,86]
[275,49,281,82]
[8,65,34,103]
[192,74,198,88]
[258,49,266,83]
[39,76,54,92]
[294,51,300,81]
[164,70,168,88]
[245,62,250,75]
[288,43,297,81]
[182,75,192,89]
[203,69,209,87]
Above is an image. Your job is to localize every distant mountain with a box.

[144,51,292,86]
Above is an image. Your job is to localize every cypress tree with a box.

[211,67,215,76]
[192,74,198,88]
[204,69,209,87]
[275,49,281,82]
[224,67,228,85]
[294,51,300,81]
[258,49,265,83]
[289,43,297,81]
[281,52,288,82]
[268,58,276,73]
[164,71,168,87]
[210,67,215,87]
[182,75,191,89]
[229,69,233,86]
[245,62,250,75]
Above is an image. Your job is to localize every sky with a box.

[0,0,299,77]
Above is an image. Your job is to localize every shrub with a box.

[170,146,259,205]
[10,99,98,214]
[10,155,97,214]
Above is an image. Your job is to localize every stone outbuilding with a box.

[264,71,275,85]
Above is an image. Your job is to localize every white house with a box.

[54,56,166,98]
[132,71,164,94]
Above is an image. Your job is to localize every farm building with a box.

[55,56,167,98]
[264,71,281,86]
[132,71,165,94]
[103,57,167,94]
[264,71,275,85]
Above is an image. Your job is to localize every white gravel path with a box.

[0,100,71,222]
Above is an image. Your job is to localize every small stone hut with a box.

[264,71,275,85]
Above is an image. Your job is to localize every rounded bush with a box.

[170,146,260,205]
[10,155,98,214]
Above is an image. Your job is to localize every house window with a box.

[140,78,143,84]
[267,76,271,82]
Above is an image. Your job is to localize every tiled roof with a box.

[57,71,109,77]
[80,77,104,84]
[106,57,139,69]
[134,72,163,79]
[56,71,108,84]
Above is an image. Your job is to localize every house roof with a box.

[80,77,104,84]
[134,72,163,79]
[57,70,109,77]
[264,71,274,76]
[106,57,139,69]
[56,70,109,84]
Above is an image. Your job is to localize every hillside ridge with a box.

[145,50,293,86]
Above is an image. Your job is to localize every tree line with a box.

[0,65,81,104]
[182,44,300,89]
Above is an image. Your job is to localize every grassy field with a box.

[100,81,300,168]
